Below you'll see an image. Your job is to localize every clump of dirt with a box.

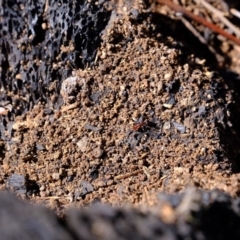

[1,7,240,211]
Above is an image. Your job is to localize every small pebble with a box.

[52,173,60,180]
[77,136,88,152]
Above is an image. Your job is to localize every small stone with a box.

[96,180,106,187]
[132,110,140,121]
[205,71,214,78]
[107,180,114,186]
[195,58,205,65]
[80,180,93,195]
[163,103,173,109]
[52,173,60,180]
[40,191,47,197]
[164,71,173,81]
[41,22,47,29]
[163,121,171,130]
[76,136,88,152]
[101,51,107,59]
[6,174,26,195]
[15,73,22,79]
[3,164,9,171]
[91,146,103,158]
[60,76,79,103]
[0,107,8,116]
[53,151,62,160]
[172,121,185,134]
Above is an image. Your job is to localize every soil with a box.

[1,0,240,238]
[2,189,240,240]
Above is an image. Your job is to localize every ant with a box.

[132,121,148,131]
[132,115,148,131]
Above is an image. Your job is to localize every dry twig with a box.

[179,15,220,55]
[156,0,240,45]
[114,170,143,180]
[230,8,240,20]
[194,0,240,37]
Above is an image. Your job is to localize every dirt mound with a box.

[1,9,240,210]
[1,0,240,238]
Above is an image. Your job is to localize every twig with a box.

[179,16,212,48]
[43,0,49,15]
[194,0,240,38]
[61,102,78,112]
[179,15,223,62]
[143,166,151,180]
[155,0,240,45]
[39,196,61,199]
[230,8,240,20]
[114,169,143,180]
[54,102,79,119]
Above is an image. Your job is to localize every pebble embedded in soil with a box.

[76,136,88,153]
[6,174,26,195]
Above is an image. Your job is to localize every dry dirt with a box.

[1,0,240,215]
[1,2,240,238]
